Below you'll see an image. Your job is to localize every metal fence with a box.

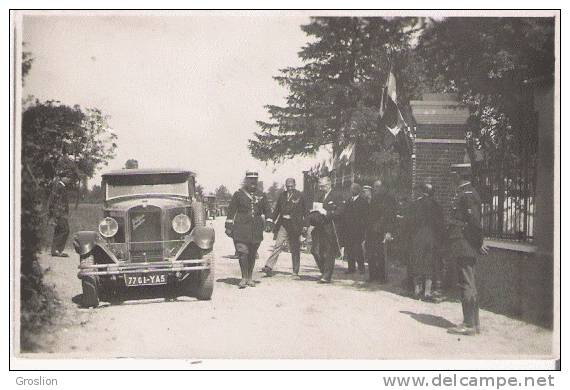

[475,156,537,242]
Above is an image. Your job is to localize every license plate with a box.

[125,273,168,287]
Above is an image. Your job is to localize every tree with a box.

[265,181,282,206]
[249,17,424,196]
[249,17,423,164]
[20,99,117,349]
[22,49,33,85]
[215,185,232,202]
[195,184,204,201]
[22,100,117,207]
[124,159,139,169]
[80,184,104,203]
[417,17,554,160]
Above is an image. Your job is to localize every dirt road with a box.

[33,217,552,359]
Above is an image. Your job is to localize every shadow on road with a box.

[400,310,456,329]
[216,277,241,286]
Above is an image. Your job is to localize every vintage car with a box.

[72,169,215,307]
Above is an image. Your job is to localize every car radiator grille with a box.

[128,206,163,262]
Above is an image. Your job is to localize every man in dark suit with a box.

[226,171,272,289]
[447,164,488,335]
[365,179,397,283]
[49,176,72,257]
[262,178,308,278]
[306,176,345,283]
[343,183,369,274]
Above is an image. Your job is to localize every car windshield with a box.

[103,172,192,200]
[106,182,189,200]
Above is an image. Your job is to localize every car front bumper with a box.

[77,259,210,278]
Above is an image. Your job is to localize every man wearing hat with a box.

[262,178,308,278]
[306,176,345,283]
[446,164,488,335]
[226,171,272,289]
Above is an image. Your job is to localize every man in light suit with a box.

[262,178,308,278]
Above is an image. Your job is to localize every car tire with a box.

[191,201,206,227]
[81,277,100,308]
[194,251,215,300]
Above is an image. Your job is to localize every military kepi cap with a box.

[245,171,259,178]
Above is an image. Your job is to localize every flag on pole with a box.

[379,69,407,137]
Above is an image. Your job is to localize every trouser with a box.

[345,238,364,271]
[366,236,386,282]
[235,241,261,281]
[265,226,301,274]
[413,276,433,297]
[51,216,69,254]
[311,227,336,281]
[456,256,480,328]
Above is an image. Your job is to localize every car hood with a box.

[105,197,190,212]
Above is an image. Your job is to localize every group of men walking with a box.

[225,165,487,336]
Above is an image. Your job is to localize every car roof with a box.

[102,168,196,178]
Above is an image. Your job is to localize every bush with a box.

[20,170,60,351]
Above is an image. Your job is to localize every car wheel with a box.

[194,251,215,300]
[191,201,206,227]
[81,277,100,308]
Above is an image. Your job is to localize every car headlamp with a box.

[99,217,119,238]
[172,214,191,234]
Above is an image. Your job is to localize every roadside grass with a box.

[68,203,102,235]
[42,203,102,250]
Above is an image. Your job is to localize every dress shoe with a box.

[318,278,331,284]
[261,265,273,276]
[51,251,69,258]
[447,324,477,336]
[238,279,248,289]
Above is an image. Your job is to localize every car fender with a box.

[73,231,119,263]
[72,231,99,256]
[188,226,215,250]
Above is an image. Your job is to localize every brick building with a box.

[410,93,471,220]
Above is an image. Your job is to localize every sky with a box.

[22,12,324,193]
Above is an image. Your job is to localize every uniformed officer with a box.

[446,164,488,335]
[226,171,272,289]
[262,178,308,278]
[306,176,345,283]
[49,176,72,257]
